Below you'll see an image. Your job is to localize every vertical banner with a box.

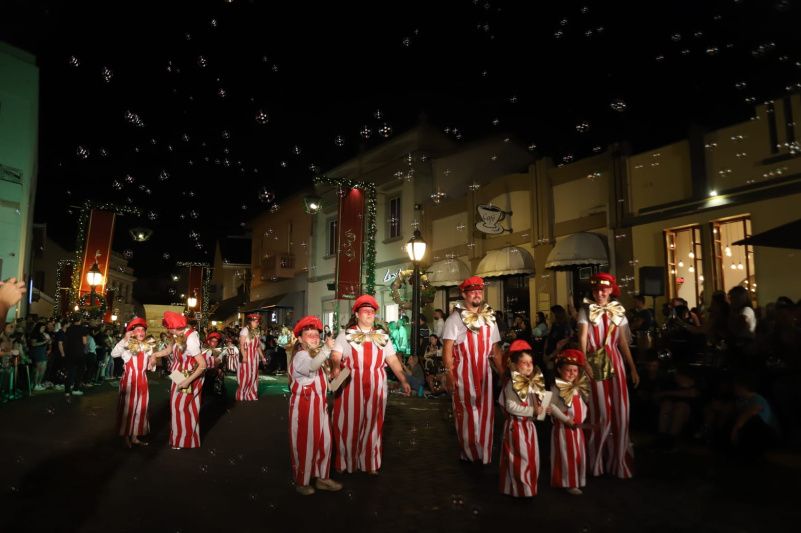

[335,187,365,299]
[78,209,116,301]
[187,265,204,315]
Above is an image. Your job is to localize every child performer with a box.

[152,311,207,449]
[221,336,240,374]
[202,331,225,396]
[288,315,342,495]
[548,349,591,495]
[110,317,167,448]
[498,339,544,497]
[237,313,266,401]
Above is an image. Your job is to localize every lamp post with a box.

[187,290,198,311]
[405,229,427,358]
[86,258,104,312]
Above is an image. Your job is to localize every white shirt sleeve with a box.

[185,331,201,357]
[577,307,589,325]
[741,307,756,333]
[441,313,463,341]
[433,318,445,338]
[239,327,249,338]
[548,385,572,423]
[333,331,349,355]
[111,339,127,358]
[490,322,501,344]
[383,336,396,360]
[291,350,312,379]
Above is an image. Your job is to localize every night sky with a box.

[2,0,800,303]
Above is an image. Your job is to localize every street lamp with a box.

[187,290,198,309]
[405,229,427,358]
[86,256,104,309]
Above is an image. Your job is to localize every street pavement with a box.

[1,375,799,533]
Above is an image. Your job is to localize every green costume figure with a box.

[390,316,410,355]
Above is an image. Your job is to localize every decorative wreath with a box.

[390,269,436,310]
[78,292,108,316]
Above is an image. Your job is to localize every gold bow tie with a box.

[127,337,156,354]
[555,375,591,407]
[511,369,545,402]
[460,304,497,333]
[346,329,389,347]
[585,298,626,326]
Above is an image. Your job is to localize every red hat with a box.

[293,315,323,337]
[555,349,586,368]
[590,272,621,298]
[352,294,379,313]
[246,312,261,321]
[508,339,533,353]
[207,332,222,343]
[126,317,148,332]
[162,311,187,330]
[458,276,485,292]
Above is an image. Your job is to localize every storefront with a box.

[544,232,609,309]
[475,245,535,326]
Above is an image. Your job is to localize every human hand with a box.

[325,336,335,349]
[0,278,26,307]
[545,405,553,415]
[177,379,190,390]
[536,405,544,416]
[630,368,640,388]
[401,381,411,396]
[444,373,454,394]
[584,363,594,380]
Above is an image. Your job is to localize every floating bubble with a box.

[68,55,80,67]
[334,135,345,147]
[112,180,123,191]
[255,110,269,124]
[76,146,89,159]
[279,161,288,168]
[222,130,231,140]
[378,123,392,137]
[292,145,302,156]
[200,464,208,473]
[373,109,383,120]
[576,121,591,133]
[610,99,627,112]
[241,204,248,210]
[360,125,372,139]
[671,33,682,42]
[123,250,133,259]
[163,252,171,260]
[102,66,113,83]
[190,210,199,219]
[168,288,176,296]
[270,204,280,214]
[402,37,411,47]
[210,18,217,28]
[197,56,208,68]
[258,188,275,203]
[217,88,227,98]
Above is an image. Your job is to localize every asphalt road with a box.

[1,375,799,533]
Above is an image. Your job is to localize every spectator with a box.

[531,312,548,355]
[423,334,447,397]
[63,315,88,399]
[30,321,49,391]
[630,295,655,355]
[543,305,573,377]
[432,309,445,339]
[654,365,700,451]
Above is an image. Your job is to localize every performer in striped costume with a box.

[288,315,342,496]
[498,340,544,497]
[330,295,411,474]
[548,349,590,495]
[578,273,640,479]
[237,313,265,401]
[442,276,503,464]
[222,336,240,373]
[110,317,165,448]
[154,311,207,449]
[202,331,224,396]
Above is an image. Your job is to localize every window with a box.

[385,303,399,324]
[665,225,703,309]
[388,195,401,239]
[326,218,337,256]
[712,216,756,301]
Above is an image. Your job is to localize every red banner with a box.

[335,187,364,299]
[78,209,116,301]
[187,265,204,313]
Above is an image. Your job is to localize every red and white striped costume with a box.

[169,328,204,449]
[111,339,151,438]
[498,380,539,497]
[222,345,240,373]
[549,381,587,489]
[442,308,501,464]
[579,305,634,478]
[289,347,332,485]
[237,327,260,401]
[332,329,396,473]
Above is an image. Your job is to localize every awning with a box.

[733,219,801,250]
[209,294,247,321]
[426,258,472,287]
[545,232,608,270]
[476,246,534,278]
[240,294,292,313]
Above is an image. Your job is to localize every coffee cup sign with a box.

[475,204,511,234]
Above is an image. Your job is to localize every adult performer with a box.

[110,317,166,448]
[578,273,639,478]
[330,295,410,474]
[442,276,503,464]
[237,313,265,401]
[288,315,342,495]
[154,311,207,449]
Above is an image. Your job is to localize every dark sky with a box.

[1,0,800,302]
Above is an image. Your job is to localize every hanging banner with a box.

[78,209,116,299]
[335,187,365,299]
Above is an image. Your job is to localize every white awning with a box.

[426,258,472,287]
[475,246,534,278]
[545,232,608,270]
